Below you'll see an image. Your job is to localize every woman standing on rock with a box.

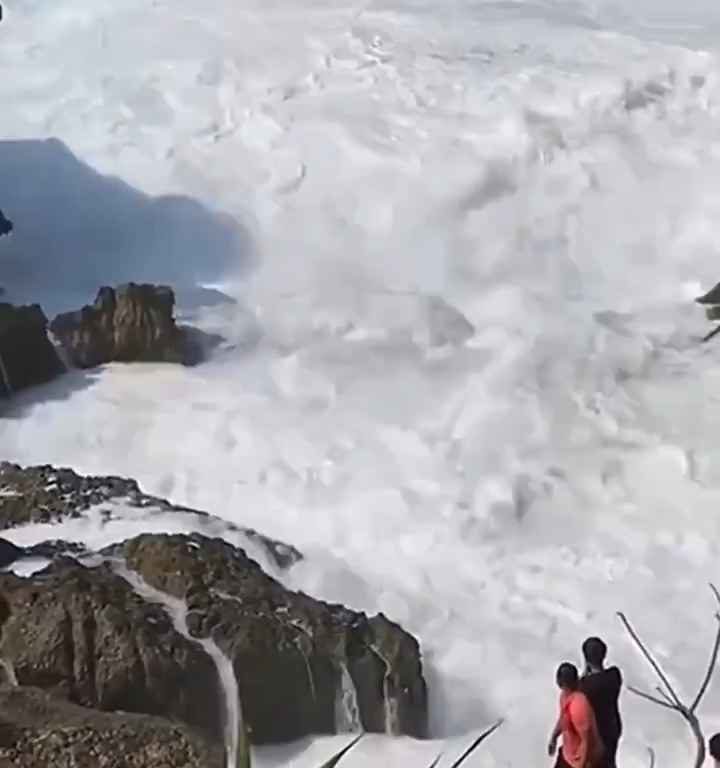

[548,663,604,768]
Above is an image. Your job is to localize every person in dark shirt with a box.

[579,637,622,768]
[709,733,720,766]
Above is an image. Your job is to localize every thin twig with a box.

[647,746,656,768]
[703,325,720,343]
[691,613,720,713]
[710,583,720,606]
[617,612,683,707]
[656,686,675,707]
[628,686,676,710]
[448,719,504,768]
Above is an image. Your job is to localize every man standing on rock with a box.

[579,637,622,768]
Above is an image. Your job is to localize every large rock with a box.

[0,557,224,744]
[0,462,301,569]
[0,687,224,768]
[50,283,196,368]
[0,303,64,397]
[0,463,429,746]
[117,533,428,743]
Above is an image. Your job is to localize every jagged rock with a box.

[50,283,198,368]
[0,465,428,744]
[0,558,224,745]
[116,533,428,743]
[0,462,301,570]
[0,210,11,237]
[0,687,224,768]
[0,303,64,397]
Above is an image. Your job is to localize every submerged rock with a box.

[0,303,64,398]
[50,283,199,368]
[0,687,224,768]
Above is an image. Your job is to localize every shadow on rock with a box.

[0,138,255,315]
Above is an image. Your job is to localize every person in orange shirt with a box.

[548,663,605,768]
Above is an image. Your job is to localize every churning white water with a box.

[335,662,362,735]
[4,0,720,765]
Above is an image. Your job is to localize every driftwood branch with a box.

[618,583,720,768]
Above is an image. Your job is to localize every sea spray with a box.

[112,562,247,768]
[334,661,361,733]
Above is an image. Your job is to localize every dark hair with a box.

[709,733,720,760]
[582,637,608,667]
[556,662,579,690]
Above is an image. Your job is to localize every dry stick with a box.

[617,583,720,768]
[448,719,504,768]
[703,325,720,343]
[648,746,656,768]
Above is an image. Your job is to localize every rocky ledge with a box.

[0,463,428,766]
[0,303,65,397]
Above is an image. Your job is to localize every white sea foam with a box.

[3,0,720,764]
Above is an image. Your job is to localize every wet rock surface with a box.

[0,303,64,397]
[0,686,224,768]
[50,283,198,368]
[0,462,429,757]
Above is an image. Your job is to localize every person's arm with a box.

[548,715,562,756]
[569,696,592,767]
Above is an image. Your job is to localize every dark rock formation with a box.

[0,687,224,768]
[116,533,428,743]
[0,463,429,753]
[50,283,198,368]
[0,558,224,743]
[0,303,64,397]
[0,462,301,570]
[0,209,11,237]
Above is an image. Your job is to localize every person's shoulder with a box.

[606,666,623,685]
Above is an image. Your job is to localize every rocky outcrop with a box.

[0,558,224,742]
[0,303,64,397]
[116,533,428,743]
[0,687,224,768]
[0,462,301,569]
[50,283,198,368]
[0,463,429,752]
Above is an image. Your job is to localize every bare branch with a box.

[448,719,504,768]
[617,612,683,707]
[656,686,675,707]
[710,582,720,607]
[647,746,656,768]
[628,686,677,711]
[690,613,720,713]
[703,325,720,343]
